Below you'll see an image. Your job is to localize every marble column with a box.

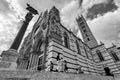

[10,4,38,50]
[0,4,38,70]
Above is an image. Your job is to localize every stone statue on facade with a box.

[26,4,38,15]
[56,53,65,72]
[76,65,83,74]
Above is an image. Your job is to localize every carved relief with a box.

[51,24,61,36]
[41,22,49,38]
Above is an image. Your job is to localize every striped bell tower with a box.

[76,15,98,48]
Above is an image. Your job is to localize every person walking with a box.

[49,61,54,71]
[64,60,68,72]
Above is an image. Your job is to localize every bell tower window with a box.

[80,22,84,26]
[85,34,88,37]
[87,38,90,41]
[83,29,87,33]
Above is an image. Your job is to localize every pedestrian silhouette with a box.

[50,61,54,71]
[64,60,68,72]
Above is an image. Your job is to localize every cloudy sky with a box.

[0,0,120,53]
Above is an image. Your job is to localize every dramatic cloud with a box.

[87,0,118,20]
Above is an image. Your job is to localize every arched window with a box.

[37,56,43,71]
[76,40,81,54]
[110,51,119,61]
[96,50,104,61]
[64,32,69,48]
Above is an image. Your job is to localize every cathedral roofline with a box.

[91,44,104,50]
[107,46,115,50]
[106,45,116,50]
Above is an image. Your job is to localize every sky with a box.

[0,0,120,53]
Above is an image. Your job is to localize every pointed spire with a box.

[76,15,83,22]
[49,6,60,22]
[52,6,57,9]
[112,43,116,47]
[69,29,72,32]
[43,10,48,18]
[100,41,104,45]
[49,6,60,16]
[51,6,59,12]
[78,0,83,8]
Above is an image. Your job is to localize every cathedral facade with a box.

[17,6,120,75]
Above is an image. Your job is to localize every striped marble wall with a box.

[46,40,97,74]
[92,44,120,75]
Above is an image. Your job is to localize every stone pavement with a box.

[0,70,119,80]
